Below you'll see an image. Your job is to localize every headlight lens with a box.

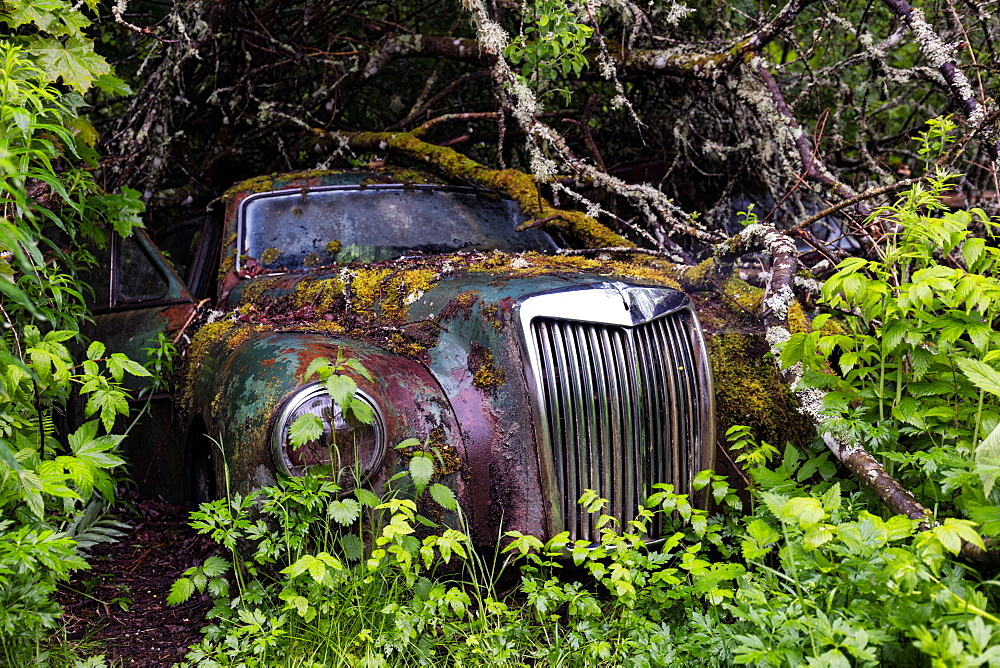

[271,384,385,483]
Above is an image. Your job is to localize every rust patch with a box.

[439,290,480,320]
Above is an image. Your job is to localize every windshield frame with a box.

[235,183,551,275]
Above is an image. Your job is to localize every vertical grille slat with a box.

[529,302,711,544]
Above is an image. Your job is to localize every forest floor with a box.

[58,493,217,667]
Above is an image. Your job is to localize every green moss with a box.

[303,253,321,267]
[240,276,282,305]
[260,248,280,264]
[469,343,505,391]
[708,331,813,449]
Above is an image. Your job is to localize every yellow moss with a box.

[463,251,681,290]
[223,169,356,200]
[303,253,321,267]
[350,269,393,313]
[675,258,719,290]
[325,240,342,256]
[384,333,426,357]
[225,324,259,352]
[721,276,764,314]
[471,347,505,390]
[481,304,503,330]
[298,320,346,335]
[181,319,239,409]
[788,302,809,335]
[349,268,439,323]
[219,252,236,277]
[347,132,630,249]
[260,248,280,264]
[240,276,282,305]
[292,277,347,314]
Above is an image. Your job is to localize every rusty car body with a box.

[86,169,716,546]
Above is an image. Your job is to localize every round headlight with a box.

[271,384,385,483]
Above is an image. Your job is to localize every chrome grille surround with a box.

[515,282,715,543]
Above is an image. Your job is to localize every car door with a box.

[82,230,202,503]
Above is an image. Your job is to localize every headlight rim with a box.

[270,382,386,481]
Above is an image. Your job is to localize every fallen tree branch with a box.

[328,129,633,249]
[717,224,935,524]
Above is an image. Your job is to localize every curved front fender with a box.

[189,331,465,505]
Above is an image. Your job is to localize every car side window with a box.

[80,242,113,311]
[118,235,170,304]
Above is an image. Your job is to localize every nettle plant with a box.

[781,166,1000,523]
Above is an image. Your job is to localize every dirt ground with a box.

[58,494,219,667]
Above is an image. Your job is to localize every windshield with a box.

[239,185,556,272]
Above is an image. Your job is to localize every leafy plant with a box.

[780,160,1000,525]
[0,33,146,665]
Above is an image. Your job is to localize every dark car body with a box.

[87,170,715,546]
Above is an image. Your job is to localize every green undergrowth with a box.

[170,425,1000,667]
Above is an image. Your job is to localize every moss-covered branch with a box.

[333,130,633,249]
[720,224,936,525]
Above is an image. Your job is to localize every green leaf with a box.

[201,555,230,577]
[963,238,986,271]
[929,518,985,554]
[409,454,435,494]
[325,374,357,410]
[307,556,327,583]
[328,499,361,525]
[0,438,22,472]
[968,505,1000,537]
[348,398,374,425]
[107,353,152,380]
[303,357,332,380]
[2,0,89,34]
[342,357,373,382]
[803,524,834,550]
[430,483,458,511]
[956,358,1000,397]
[87,341,105,360]
[354,487,381,508]
[92,72,132,96]
[741,519,779,560]
[975,422,1000,496]
[27,35,111,92]
[166,578,195,606]
[781,497,825,528]
[820,482,841,512]
[288,413,324,449]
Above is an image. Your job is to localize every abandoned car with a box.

[85,170,716,546]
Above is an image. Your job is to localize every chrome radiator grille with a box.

[518,284,713,543]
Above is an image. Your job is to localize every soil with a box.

[58,493,220,667]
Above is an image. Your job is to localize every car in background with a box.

[85,169,715,546]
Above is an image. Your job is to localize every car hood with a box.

[220,251,684,346]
